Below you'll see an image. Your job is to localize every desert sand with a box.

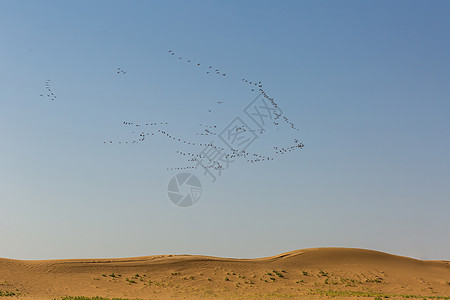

[0,248,449,299]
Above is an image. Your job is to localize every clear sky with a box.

[0,0,449,261]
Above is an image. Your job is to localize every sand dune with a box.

[0,248,449,299]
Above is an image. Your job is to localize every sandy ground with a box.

[0,248,449,299]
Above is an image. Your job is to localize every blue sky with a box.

[0,0,449,260]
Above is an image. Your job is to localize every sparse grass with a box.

[0,290,17,297]
[60,297,143,300]
[366,276,383,283]
[309,289,450,299]
[257,292,298,298]
[125,278,136,284]
[340,277,362,286]
[273,270,284,278]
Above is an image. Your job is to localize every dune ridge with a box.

[0,248,449,299]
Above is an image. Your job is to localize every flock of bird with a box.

[116,67,126,75]
[106,122,229,151]
[273,139,304,155]
[55,49,302,174]
[168,50,227,78]
[39,79,56,101]
[241,79,300,131]
[167,50,299,131]
[234,125,265,135]
[106,116,303,171]
[104,50,304,173]
[165,50,303,171]
[36,48,303,179]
